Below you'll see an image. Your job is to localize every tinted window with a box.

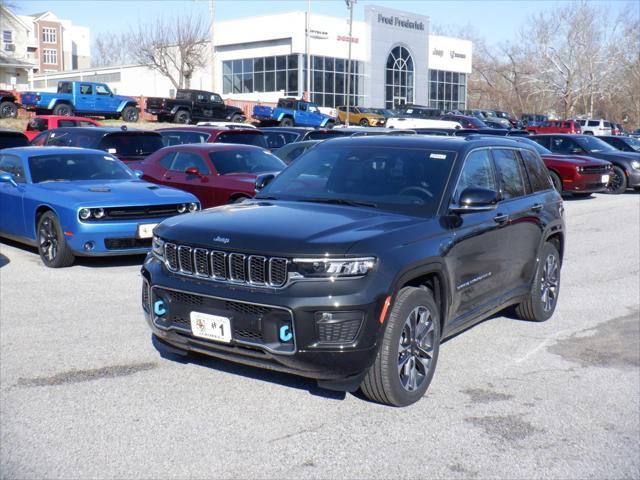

[27,118,48,132]
[0,154,26,183]
[548,137,579,154]
[28,153,134,183]
[30,132,49,146]
[209,149,285,175]
[587,120,599,127]
[80,84,93,95]
[158,152,176,169]
[160,131,210,146]
[215,132,267,148]
[98,134,164,157]
[573,136,615,153]
[520,149,552,192]
[454,149,496,202]
[0,133,29,149]
[603,121,611,128]
[306,131,347,140]
[58,120,79,127]
[79,121,98,127]
[259,145,456,215]
[263,131,300,149]
[168,152,211,174]
[493,149,526,199]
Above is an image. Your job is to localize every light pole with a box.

[209,0,216,92]
[344,0,355,126]
[306,0,311,101]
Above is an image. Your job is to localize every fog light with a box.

[83,241,95,251]
[314,311,363,344]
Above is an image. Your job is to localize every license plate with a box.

[602,174,610,183]
[190,312,231,343]
[137,223,158,239]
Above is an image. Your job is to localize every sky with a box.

[12,0,630,48]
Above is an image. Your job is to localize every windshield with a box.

[28,153,134,183]
[209,149,285,175]
[622,137,640,151]
[257,144,455,215]
[98,134,164,158]
[215,132,267,148]
[575,136,616,153]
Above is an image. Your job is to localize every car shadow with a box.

[562,194,596,201]
[152,335,348,402]
[0,237,146,269]
[0,253,10,268]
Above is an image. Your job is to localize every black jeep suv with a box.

[141,135,565,406]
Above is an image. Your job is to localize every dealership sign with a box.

[376,13,425,31]
[428,35,473,73]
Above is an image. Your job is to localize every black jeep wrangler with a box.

[146,89,246,125]
[142,135,565,406]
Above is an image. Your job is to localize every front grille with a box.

[163,243,288,287]
[105,238,152,250]
[581,165,611,174]
[84,204,188,221]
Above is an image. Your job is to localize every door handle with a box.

[493,213,509,224]
[531,203,543,212]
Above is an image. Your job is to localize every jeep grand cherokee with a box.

[141,136,565,407]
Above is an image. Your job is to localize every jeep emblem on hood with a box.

[213,236,230,244]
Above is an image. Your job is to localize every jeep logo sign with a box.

[377,13,425,31]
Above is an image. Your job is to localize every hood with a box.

[542,154,611,166]
[585,150,640,162]
[155,200,429,256]
[35,179,197,207]
[115,94,136,103]
[221,171,281,184]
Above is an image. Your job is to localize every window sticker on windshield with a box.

[430,153,447,159]
[107,148,117,154]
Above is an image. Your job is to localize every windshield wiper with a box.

[299,198,378,208]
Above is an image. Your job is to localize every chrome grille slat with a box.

[163,243,288,288]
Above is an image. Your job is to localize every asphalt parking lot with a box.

[1,192,638,479]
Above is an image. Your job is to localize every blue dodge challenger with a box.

[0,147,199,267]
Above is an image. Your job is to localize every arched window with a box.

[385,46,414,109]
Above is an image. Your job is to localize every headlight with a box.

[177,204,187,213]
[93,208,105,219]
[152,235,164,259]
[292,257,376,279]
[188,202,199,212]
[79,208,91,220]
[631,161,640,170]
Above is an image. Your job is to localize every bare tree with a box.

[92,32,134,67]
[129,14,209,90]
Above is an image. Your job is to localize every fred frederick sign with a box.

[376,13,425,31]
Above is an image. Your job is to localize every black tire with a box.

[37,211,75,268]
[584,131,594,135]
[549,171,563,194]
[230,113,244,124]
[121,106,139,122]
[173,109,191,124]
[279,117,294,127]
[515,242,561,322]
[52,103,72,116]
[0,101,17,118]
[605,165,627,194]
[359,118,369,127]
[360,287,441,407]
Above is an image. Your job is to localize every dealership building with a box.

[32,5,472,110]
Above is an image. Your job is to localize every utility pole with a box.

[344,0,356,126]
[306,0,311,101]
[210,0,216,92]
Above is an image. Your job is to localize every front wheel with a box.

[0,101,17,118]
[360,287,441,407]
[37,211,75,268]
[122,106,139,122]
[515,242,561,322]
[279,117,294,127]
[173,109,190,124]
[359,118,369,127]
[549,171,563,194]
[605,165,627,194]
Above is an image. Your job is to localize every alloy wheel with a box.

[607,169,624,193]
[398,305,435,392]
[39,217,58,262]
[540,253,559,312]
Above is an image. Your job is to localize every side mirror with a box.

[185,167,202,177]
[0,172,17,187]
[133,169,143,178]
[450,187,499,214]
[255,173,275,192]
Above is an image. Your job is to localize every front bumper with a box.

[141,255,387,383]
[627,168,640,188]
[563,172,609,193]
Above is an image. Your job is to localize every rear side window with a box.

[58,120,79,127]
[168,152,211,174]
[588,120,599,127]
[215,132,267,148]
[158,152,176,169]
[263,131,299,149]
[453,149,496,202]
[80,84,93,95]
[0,154,26,183]
[27,118,47,132]
[520,149,552,192]
[603,121,611,128]
[160,131,210,146]
[492,149,526,199]
[209,149,285,175]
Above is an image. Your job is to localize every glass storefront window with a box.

[223,54,300,97]
[428,69,467,111]
[385,46,414,109]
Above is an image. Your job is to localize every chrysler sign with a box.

[377,13,425,31]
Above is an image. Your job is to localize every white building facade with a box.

[31,5,472,110]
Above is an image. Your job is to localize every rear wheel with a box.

[605,165,627,194]
[173,109,191,124]
[37,211,75,268]
[230,113,243,124]
[0,101,17,118]
[279,117,293,127]
[52,103,72,116]
[359,118,369,127]
[549,171,563,193]
[360,287,440,407]
[122,106,139,122]
[515,242,560,322]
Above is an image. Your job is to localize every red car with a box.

[23,115,101,141]
[131,143,286,208]
[157,126,268,149]
[526,120,580,135]
[516,137,612,196]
